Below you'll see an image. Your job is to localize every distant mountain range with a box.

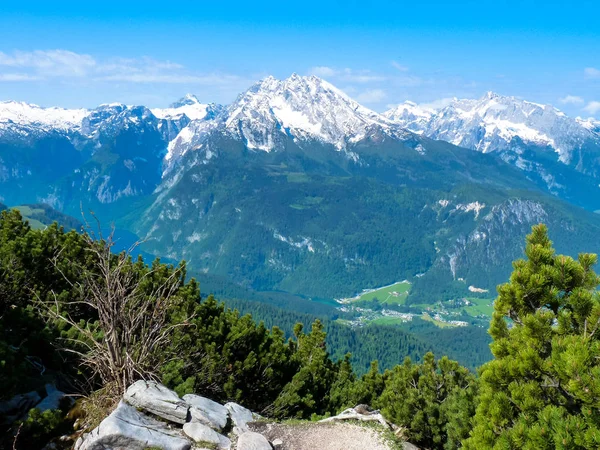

[384,93,600,210]
[1,75,600,304]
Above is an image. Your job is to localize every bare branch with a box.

[36,213,194,393]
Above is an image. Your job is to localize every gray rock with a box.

[183,394,229,431]
[0,390,41,424]
[224,402,254,434]
[236,431,272,450]
[124,380,189,424]
[36,384,68,412]
[272,438,284,449]
[74,401,191,450]
[403,442,420,450]
[183,422,231,449]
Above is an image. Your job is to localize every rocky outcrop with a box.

[184,393,229,430]
[36,384,69,412]
[74,401,191,450]
[0,384,70,426]
[182,421,231,449]
[225,402,256,434]
[123,380,190,424]
[0,390,41,424]
[76,382,418,450]
[76,381,271,450]
[236,431,272,450]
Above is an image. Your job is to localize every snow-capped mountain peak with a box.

[151,94,220,122]
[171,93,202,108]
[223,73,396,151]
[0,100,88,131]
[385,92,598,163]
[163,74,418,168]
[577,117,600,133]
[383,101,434,131]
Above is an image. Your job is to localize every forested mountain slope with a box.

[1,75,600,306]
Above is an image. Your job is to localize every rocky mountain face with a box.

[0,97,218,209]
[1,76,600,303]
[384,93,600,210]
[162,74,411,175]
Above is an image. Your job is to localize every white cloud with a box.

[559,95,585,105]
[308,66,385,83]
[0,73,42,81]
[339,68,386,83]
[420,97,455,110]
[0,50,95,76]
[389,75,428,88]
[0,49,244,87]
[583,101,600,115]
[391,61,409,72]
[355,89,386,103]
[584,67,600,79]
[309,66,337,77]
[97,73,244,84]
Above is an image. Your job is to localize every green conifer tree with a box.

[464,224,600,449]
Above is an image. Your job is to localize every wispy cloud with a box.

[0,73,42,81]
[559,95,585,105]
[584,67,600,79]
[355,89,386,103]
[309,66,337,77]
[389,75,428,88]
[420,97,456,110]
[308,66,386,83]
[0,49,244,86]
[391,61,409,72]
[583,101,600,115]
[97,73,245,84]
[0,50,95,76]
[386,97,455,112]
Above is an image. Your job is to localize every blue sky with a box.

[0,0,598,117]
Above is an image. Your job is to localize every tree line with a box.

[0,209,599,449]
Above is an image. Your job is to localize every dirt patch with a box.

[249,421,397,450]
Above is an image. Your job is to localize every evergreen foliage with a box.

[464,224,600,449]
[2,211,599,450]
[377,353,477,449]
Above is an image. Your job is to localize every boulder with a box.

[124,380,189,424]
[236,431,272,450]
[224,401,255,434]
[0,390,41,424]
[183,394,229,430]
[36,384,69,412]
[74,401,191,450]
[183,422,231,449]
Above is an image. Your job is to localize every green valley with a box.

[339,280,411,305]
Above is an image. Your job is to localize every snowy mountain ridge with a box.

[384,92,600,164]
[151,94,222,121]
[0,95,217,134]
[225,74,402,150]
[2,78,599,192]
[164,74,412,168]
[0,100,88,131]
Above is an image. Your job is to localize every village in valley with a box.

[335,280,494,329]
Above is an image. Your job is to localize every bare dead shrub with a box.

[39,216,193,394]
